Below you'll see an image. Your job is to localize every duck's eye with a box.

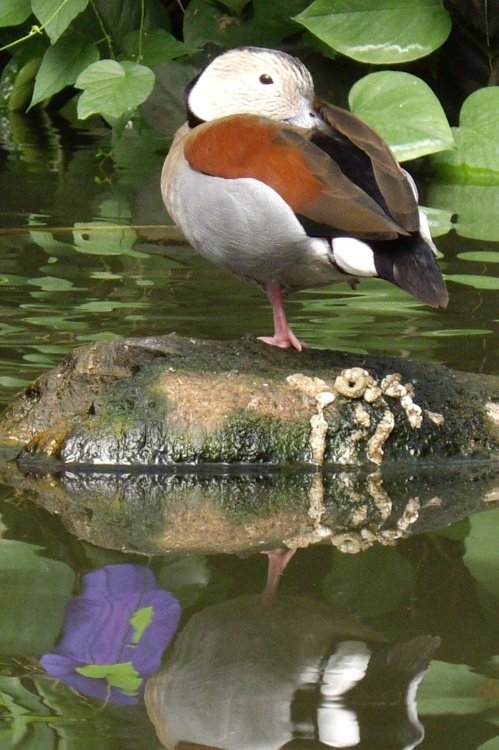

[259,74,274,85]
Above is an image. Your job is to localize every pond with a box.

[0,111,498,749]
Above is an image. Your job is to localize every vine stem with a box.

[89,0,114,59]
[138,0,146,63]
[0,0,79,53]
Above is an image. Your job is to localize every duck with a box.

[161,46,448,351]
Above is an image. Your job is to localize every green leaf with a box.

[32,0,90,44]
[75,59,155,123]
[464,509,499,601]
[141,60,198,136]
[446,275,499,291]
[477,739,499,750]
[419,205,453,239]
[434,517,471,541]
[0,677,54,749]
[30,38,99,109]
[431,88,499,184]
[294,0,451,64]
[27,276,74,291]
[457,251,499,263]
[0,0,31,26]
[0,540,75,657]
[0,376,30,389]
[122,28,195,68]
[323,545,416,617]
[422,327,492,337]
[94,0,170,47]
[76,662,142,695]
[253,0,309,38]
[155,554,211,608]
[217,0,249,12]
[417,660,499,715]
[72,220,139,256]
[349,71,454,161]
[129,606,154,644]
[184,0,307,48]
[427,183,499,242]
[7,55,43,112]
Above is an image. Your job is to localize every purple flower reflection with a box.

[41,564,181,705]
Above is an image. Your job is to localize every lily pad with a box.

[0,540,75,656]
[431,87,499,184]
[421,328,492,337]
[27,276,74,292]
[294,0,451,64]
[417,660,499,715]
[445,275,499,291]
[323,545,416,617]
[426,183,499,242]
[349,71,454,161]
[420,205,453,239]
[73,222,139,256]
[464,509,499,600]
[457,251,499,263]
[75,59,155,123]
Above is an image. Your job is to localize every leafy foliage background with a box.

[0,0,498,242]
[0,1,496,144]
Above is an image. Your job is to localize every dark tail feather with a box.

[373,234,448,308]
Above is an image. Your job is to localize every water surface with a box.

[0,112,498,749]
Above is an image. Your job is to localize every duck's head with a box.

[186,47,321,129]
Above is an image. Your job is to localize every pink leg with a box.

[257,282,309,352]
[260,547,296,606]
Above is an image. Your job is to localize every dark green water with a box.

[0,113,498,749]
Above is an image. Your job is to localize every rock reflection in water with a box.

[6,459,497,556]
[145,594,439,750]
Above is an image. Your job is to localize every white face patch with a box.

[187,48,314,124]
[332,237,378,277]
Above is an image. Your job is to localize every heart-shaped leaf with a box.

[0,0,31,26]
[122,28,196,68]
[32,0,90,43]
[184,0,307,48]
[427,183,499,242]
[30,38,99,109]
[431,87,499,184]
[294,0,451,64]
[349,71,455,161]
[75,59,155,123]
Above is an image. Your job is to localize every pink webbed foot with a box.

[257,332,309,352]
[258,281,309,352]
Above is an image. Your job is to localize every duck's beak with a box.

[286,96,326,129]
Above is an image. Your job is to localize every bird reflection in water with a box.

[145,551,439,750]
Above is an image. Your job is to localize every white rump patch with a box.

[403,169,419,201]
[418,210,438,255]
[318,641,371,747]
[332,237,377,277]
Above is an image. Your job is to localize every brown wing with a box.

[315,101,419,233]
[183,114,412,240]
